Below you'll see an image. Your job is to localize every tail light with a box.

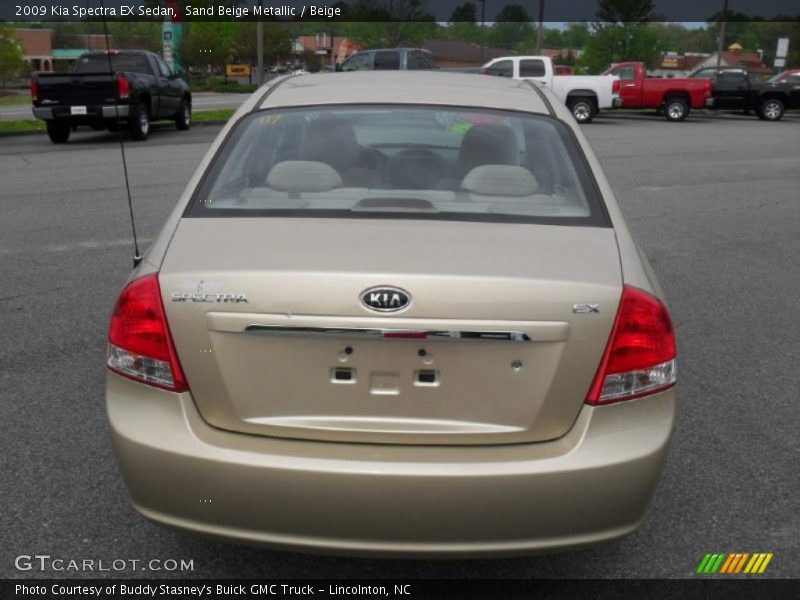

[612,78,621,94]
[117,74,130,100]
[31,79,38,102]
[704,79,712,96]
[586,285,676,405]
[107,273,188,392]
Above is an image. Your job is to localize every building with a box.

[420,40,514,68]
[12,28,130,73]
[294,35,361,68]
[11,28,53,72]
[653,43,771,78]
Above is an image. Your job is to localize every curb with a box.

[0,119,229,139]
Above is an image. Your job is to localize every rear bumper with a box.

[705,98,715,108]
[107,372,676,557]
[32,105,129,121]
[612,96,624,108]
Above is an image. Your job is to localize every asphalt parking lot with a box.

[1,110,798,579]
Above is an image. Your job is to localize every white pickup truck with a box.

[480,56,622,123]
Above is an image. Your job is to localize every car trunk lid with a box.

[159,217,622,445]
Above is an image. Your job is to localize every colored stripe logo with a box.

[696,552,773,574]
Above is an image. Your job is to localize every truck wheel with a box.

[129,103,150,141]
[568,98,595,124]
[759,98,784,121]
[664,98,688,121]
[175,99,191,131]
[46,121,70,144]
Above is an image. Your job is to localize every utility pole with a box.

[536,0,545,55]
[479,0,486,63]
[715,0,729,73]
[256,18,264,85]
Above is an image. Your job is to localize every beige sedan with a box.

[106,72,676,557]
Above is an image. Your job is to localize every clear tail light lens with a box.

[107,273,188,392]
[586,285,676,405]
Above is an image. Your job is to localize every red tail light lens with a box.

[107,273,188,392]
[612,78,621,93]
[586,285,676,405]
[117,74,130,100]
[31,79,38,101]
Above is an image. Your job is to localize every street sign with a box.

[775,38,789,59]
[226,64,252,77]
[162,22,174,70]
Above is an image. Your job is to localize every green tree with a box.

[339,0,436,48]
[488,4,534,50]
[232,22,293,67]
[0,24,28,87]
[580,0,663,73]
[178,22,236,72]
[450,2,477,22]
[106,21,162,52]
[562,22,593,49]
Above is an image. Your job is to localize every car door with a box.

[518,58,548,86]
[154,55,179,117]
[483,59,513,78]
[714,72,749,109]
[609,65,639,107]
[373,50,401,71]
[407,50,434,71]
[340,52,371,72]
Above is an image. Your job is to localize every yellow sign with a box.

[226,64,251,77]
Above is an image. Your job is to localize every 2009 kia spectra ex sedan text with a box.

[106,72,676,557]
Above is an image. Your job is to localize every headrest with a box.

[300,117,361,170]
[461,165,539,196]
[459,123,519,172]
[266,161,342,192]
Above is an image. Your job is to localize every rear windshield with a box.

[187,105,607,226]
[73,54,150,74]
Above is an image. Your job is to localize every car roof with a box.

[259,71,551,115]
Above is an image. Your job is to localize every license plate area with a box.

[201,313,572,444]
[70,105,87,115]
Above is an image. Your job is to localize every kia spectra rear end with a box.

[106,72,676,556]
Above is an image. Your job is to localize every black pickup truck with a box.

[32,50,191,143]
[707,69,800,121]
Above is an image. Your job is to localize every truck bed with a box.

[35,72,118,107]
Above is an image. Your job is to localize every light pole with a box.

[536,0,545,55]
[256,1,264,85]
[715,0,729,73]
[479,0,486,63]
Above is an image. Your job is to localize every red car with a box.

[603,61,713,121]
[769,68,800,83]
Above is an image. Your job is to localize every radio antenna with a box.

[99,0,142,268]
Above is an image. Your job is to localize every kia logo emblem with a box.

[360,286,411,313]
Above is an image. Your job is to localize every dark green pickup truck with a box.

[32,50,192,143]
[706,69,800,121]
